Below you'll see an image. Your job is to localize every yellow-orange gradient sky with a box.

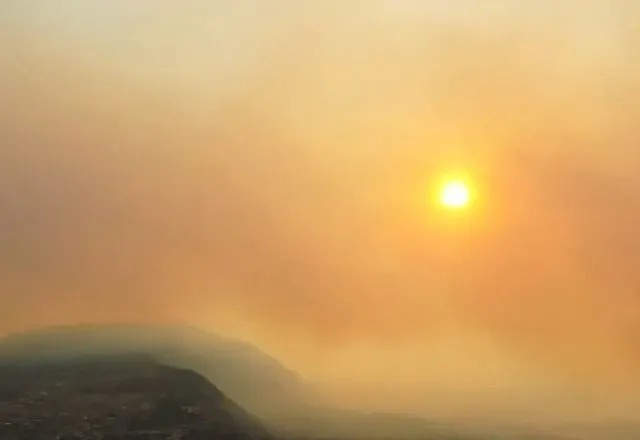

[2,0,640,421]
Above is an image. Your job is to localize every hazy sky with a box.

[2,0,640,420]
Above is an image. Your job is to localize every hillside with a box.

[0,328,587,440]
[0,325,307,417]
[0,354,273,440]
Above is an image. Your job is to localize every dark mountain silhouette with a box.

[0,325,473,438]
[0,325,580,440]
[0,353,273,439]
[0,325,307,418]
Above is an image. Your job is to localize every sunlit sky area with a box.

[2,0,640,421]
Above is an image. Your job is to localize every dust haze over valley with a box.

[2,0,640,437]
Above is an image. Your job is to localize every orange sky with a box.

[1,0,640,421]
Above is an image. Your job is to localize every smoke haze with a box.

[2,0,640,423]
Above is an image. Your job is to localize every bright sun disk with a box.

[440,180,471,209]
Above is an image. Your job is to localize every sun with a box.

[440,180,471,209]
